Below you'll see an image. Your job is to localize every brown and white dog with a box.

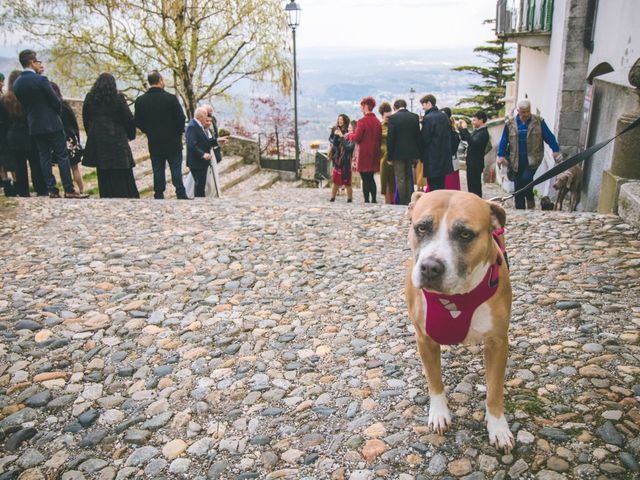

[405,190,514,452]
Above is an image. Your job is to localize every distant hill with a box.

[225,47,480,149]
[0,57,19,78]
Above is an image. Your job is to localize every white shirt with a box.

[194,118,211,138]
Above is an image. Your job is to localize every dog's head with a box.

[540,196,554,211]
[553,172,570,190]
[407,190,506,294]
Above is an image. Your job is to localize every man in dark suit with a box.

[387,99,421,204]
[419,94,452,191]
[459,110,491,198]
[135,71,188,199]
[186,107,217,197]
[12,50,83,198]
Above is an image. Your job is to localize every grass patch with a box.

[505,397,546,416]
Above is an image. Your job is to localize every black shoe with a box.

[178,196,192,200]
[347,198,352,203]
[329,197,335,202]
[49,191,61,198]
[2,180,16,197]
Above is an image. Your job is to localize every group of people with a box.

[328,95,561,209]
[0,49,228,200]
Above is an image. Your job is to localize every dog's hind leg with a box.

[555,186,567,211]
[416,334,451,435]
[484,335,514,452]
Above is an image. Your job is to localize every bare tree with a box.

[1,0,292,117]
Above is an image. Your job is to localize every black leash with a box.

[490,116,640,203]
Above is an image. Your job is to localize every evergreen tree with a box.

[453,20,515,119]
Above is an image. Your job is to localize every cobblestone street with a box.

[0,187,639,480]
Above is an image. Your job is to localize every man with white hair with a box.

[186,106,218,197]
[497,99,561,209]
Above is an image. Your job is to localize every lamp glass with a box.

[285,1,301,28]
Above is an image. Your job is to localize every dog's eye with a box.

[457,230,475,241]
[416,224,430,235]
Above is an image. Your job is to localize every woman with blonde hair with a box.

[378,101,395,204]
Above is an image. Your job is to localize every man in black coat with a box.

[387,99,421,205]
[135,71,187,199]
[186,107,218,197]
[459,110,491,198]
[419,94,452,191]
[13,50,83,198]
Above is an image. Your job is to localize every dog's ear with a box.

[487,201,506,230]
[406,191,426,221]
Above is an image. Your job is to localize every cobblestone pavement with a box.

[0,185,639,480]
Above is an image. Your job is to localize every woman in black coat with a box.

[82,73,139,198]
[0,70,46,197]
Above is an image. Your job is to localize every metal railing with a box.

[497,0,553,36]
[314,152,331,181]
[260,157,297,172]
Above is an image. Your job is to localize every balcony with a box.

[496,0,553,51]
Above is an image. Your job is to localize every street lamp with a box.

[409,87,416,113]
[285,0,301,178]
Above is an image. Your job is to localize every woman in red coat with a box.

[351,96,382,203]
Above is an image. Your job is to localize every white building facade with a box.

[497,0,640,211]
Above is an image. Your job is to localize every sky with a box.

[0,0,498,56]
[295,0,498,51]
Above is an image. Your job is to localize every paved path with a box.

[0,187,639,480]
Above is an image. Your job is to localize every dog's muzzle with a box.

[418,256,445,288]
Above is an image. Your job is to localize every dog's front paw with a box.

[486,412,514,453]
[428,393,451,435]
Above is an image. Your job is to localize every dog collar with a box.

[422,230,506,345]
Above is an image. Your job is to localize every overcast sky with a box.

[295,0,498,50]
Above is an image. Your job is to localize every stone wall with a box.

[66,98,85,130]
[582,79,640,211]
[221,136,260,164]
[555,0,591,158]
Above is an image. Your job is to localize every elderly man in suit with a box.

[186,107,220,197]
[12,50,84,198]
[387,99,421,205]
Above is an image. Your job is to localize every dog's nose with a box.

[420,258,445,279]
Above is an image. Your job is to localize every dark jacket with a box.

[420,106,453,178]
[459,126,489,170]
[387,109,421,163]
[12,70,64,135]
[450,126,461,158]
[329,131,354,184]
[60,101,80,142]
[82,93,136,170]
[0,99,8,153]
[134,87,186,156]
[0,97,32,151]
[186,119,216,170]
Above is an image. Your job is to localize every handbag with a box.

[67,135,84,164]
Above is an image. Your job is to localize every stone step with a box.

[220,163,261,193]
[136,158,258,198]
[133,155,243,185]
[225,170,281,197]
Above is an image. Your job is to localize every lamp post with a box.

[285,0,301,178]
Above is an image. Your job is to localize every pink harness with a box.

[422,229,507,345]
